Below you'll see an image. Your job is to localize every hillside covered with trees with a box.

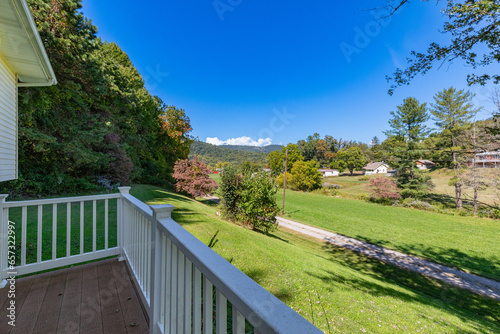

[0,0,192,197]
[189,141,274,167]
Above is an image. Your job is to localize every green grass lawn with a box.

[131,184,499,333]
[323,174,384,197]
[279,189,500,281]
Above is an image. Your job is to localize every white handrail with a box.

[0,188,320,333]
[0,192,121,281]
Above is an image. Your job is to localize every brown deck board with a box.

[33,270,67,334]
[11,274,51,333]
[0,258,148,334]
[0,274,34,334]
[111,260,149,334]
[80,264,103,334]
[57,266,83,333]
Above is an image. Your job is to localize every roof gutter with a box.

[12,0,57,86]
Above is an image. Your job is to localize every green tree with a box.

[239,173,279,232]
[384,0,500,94]
[336,147,368,176]
[289,161,322,191]
[384,97,430,142]
[431,87,479,209]
[385,98,433,198]
[218,166,243,220]
[268,144,303,176]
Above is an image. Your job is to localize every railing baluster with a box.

[160,234,167,331]
[105,199,108,250]
[184,258,192,333]
[146,219,151,300]
[52,204,57,260]
[193,267,202,333]
[37,205,42,263]
[232,305,245,334]
[216,289,227,334]
[21,206,26,266]
[165,237,172,334]
[170,244,178,334]
[92,200,96,252]
[66,202,71,257]
[177,252,185,333]
[203,277,213,334]
[80,201,84,254]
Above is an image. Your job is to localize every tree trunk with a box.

[474,187,478,214]
[452,141,463,210]
[455,181,463,210]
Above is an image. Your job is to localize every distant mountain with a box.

[189,141,272,166]
[222,144,282,154]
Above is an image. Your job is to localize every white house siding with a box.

[0,56,18,182]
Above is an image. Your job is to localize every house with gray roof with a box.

[362,162,390,175]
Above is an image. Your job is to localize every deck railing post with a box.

[0,194,9,288]
[118,187,131,262]
[150,204,175,334]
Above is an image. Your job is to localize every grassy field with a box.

[324,168,500,207]
[130,185,499,333]
[279,189,500,281]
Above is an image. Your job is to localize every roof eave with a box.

[12,0,57,86]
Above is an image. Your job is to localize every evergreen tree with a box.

[431,87,479,209]
[385,98,433,198]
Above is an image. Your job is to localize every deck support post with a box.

[117,187,131,262]
[0,194,9,288]
[149,204,175,334]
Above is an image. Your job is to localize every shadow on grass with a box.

[262,231,290,244]
[198,198,219,207]
[312,242,500,333]
[353,236,500,282]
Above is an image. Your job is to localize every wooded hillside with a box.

[189,141,273,167]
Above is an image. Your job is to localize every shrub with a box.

[219,169,279,232]
[366,177,401,200]
[276,172,292,188]
[478,209,500,220]
[239,173,279,232]
[218,166,243,219]
[393,198,436,211]
[289,160,322,191]
[358,175,370,181]
[172,157,218,198]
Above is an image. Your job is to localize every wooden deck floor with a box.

[0,258,149,334]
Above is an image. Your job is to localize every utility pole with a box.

[282,149,288,215]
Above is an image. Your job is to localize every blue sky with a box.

[83,0,496,146]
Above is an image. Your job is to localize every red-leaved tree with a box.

[172,157,218,198]
[366,177,401,200]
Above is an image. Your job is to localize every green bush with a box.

[239,173,279,232]
[289,160,322,191]
[219,169,279,232]
[218,166,243,220]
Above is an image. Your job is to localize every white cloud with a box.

[206,136,272,147]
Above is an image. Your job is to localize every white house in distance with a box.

[363,162,390,175]
[470,151,500,168]
[415,160,436,170]
[318,168,339,177]
[0,0,56,182]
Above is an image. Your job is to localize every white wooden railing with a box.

[0,187,321,334]
[0,192,122,278]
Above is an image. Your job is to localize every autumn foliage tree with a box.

[172,157,218,198]
[366,177,401,201]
